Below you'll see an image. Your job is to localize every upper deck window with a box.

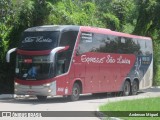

[19,31,59,50]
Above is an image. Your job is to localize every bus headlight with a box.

[48,89,52,93]
[15,82,19,86]
[43,83,51,87]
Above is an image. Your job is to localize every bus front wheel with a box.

[70,83,80,101]
[122,81,131,96]
[36,95,47,101]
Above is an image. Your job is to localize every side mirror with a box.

[50,47,66,62]
[6,48,17,62]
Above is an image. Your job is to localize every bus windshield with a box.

[19,31,59,50]
[15,54,54,80]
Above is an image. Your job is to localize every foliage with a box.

[103,13,120,31]
[153,36,160,85]
[0,0,51,93]
[96,0,137,32]
[9,0,51,48]
[133,0,160,36]
[0,0,15,93]
[0,0,13,62]
[46,0,104,27]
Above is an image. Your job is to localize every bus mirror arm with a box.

[6,48,17,63]
[50,47,66,62]
[60,46,69,52]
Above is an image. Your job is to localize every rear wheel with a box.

[131,80,139,95]
[122,81,131,96]
[70,83,80,101]
[36,96,47,101]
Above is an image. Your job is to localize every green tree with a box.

[0,0,15,93]
[0,0,52,93]
[0,0,13,62]
[133,0,160,36]
[9,0,51,48]
[96,0,137,32]
[133,0,160,85]
[46,0,103,27]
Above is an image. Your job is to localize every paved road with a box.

[0,87,160,120]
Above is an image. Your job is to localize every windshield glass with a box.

[16,54,54,80]
[19,31,59,50]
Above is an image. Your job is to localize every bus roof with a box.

[24,25,151,40]
[80,26,151,40]
[24,25,79,32]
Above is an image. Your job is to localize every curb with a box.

[95,108,122,120]
[151,86,160,88]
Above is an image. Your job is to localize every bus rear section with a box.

[6,25,153,101]
[75,26,153,96]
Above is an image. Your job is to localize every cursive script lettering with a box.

[36,36,52,42]
[22,36,52,43]
[106,55,116,63]
[81,55,105,64]
[22,37,34,43]
[80,55,131,65]
[117,56,130,64]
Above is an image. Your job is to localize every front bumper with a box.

[14,81,56,96]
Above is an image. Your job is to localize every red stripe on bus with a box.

[15,78,55,85]
[17,49,51,55]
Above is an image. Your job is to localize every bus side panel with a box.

[74,52,136,93]
[56,75,68,95]
[101,54,136,92]
[99,64,111,92]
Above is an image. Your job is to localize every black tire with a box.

[131,80,139,95]
[70,83,80,101]
[122,81,131,96]
[36,96,47,101]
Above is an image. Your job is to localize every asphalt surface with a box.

[0,87,160,120]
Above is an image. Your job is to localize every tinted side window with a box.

[94,35,142,54]
[144,40,153,55]
[59,31,78,50]
[77,32,144,55]
[56,31,78,75]
[120,37,140,54]
[94,34,120,53]
[77,32,120,54]
[134,39,152,55]
[98,35,119,53]
[77,32,93,54]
